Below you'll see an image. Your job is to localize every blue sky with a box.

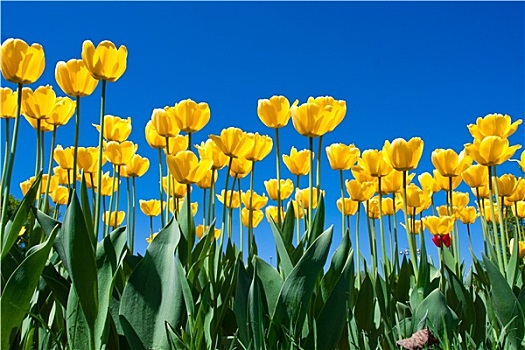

[2,1,524,265]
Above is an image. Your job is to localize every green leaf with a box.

[413,289,459,340]
[281,201,296,247]
[61,191,99,329]
[1,224,57,349]
[269,218,293,278]
[66,286,93,349]
[445,266,475,335]
[354,273,375,332]
[80,174,95,246]
[270,226,333,340]
[248,262,265,349]
[119,217,184,350]
[395,256,413,302]
[308,194,325,245]
[254,256,283,318]
[483,254,525,348]
[41,263,70,308]
[321,230,351,302]
[506,231,520,287]
[1,172,41,261]
[233,261,251,347]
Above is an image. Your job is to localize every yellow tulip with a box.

[139,199,162,217]
[209,127,253,158]
[382,137,424,172]
[195,139,229,170]
[229,157,252,179]
[363,196,381,219]
[458,206,477,225]
[53,145,74,170]
[264,178,294,201]
[146,233,158,244]
[512,201,525,219]
[103,211,125,227]
[241,208,264,228]
[295,188,323,210]
[467,113,522,140]
[77,147,106,174]
[217,190,241,208]
[481,204,500,222]
[123,154,149,177]
[257,95,292,128]
[515,150,525,173]
[266,205,285,223]
[282,147,312,176]
[507,179,525,203]
[405,184,430,212]
[494,174,517,198]
[326,143,360,171]
[401,220,422,235]
[53,166,77,186]
[242,190,268,210]
[245,133,273,162]
[22,85,56,120]
[162,176,188,198]
[290,96,346,137]
[145,120,166,149]
[464,136,521,166]
[170,199,198,216]
[337,197,359,216]
[461,164,488,189]
[422,215,455,235]
[165,98,210,133]
[96,172,118,196]
[452,191,470,210]
[382,172,415,195]
[20,177,35,196]
[308,96,347,133]
[30,174,58,196]
[93,115,132,142]
[196,170,218,189]
[1,87,17,118]
[1,38,45,85]
[55,58,98,97]
[46,97,76,127]
[151,108,179,138]
[167,150,213,185]
[196,225,221,240]
[82,40,127,82]
[24,116,54,132]
[473,184,490,200]
[509,238,525,259]
[104,141,137,166]
[345,179,375,202]
[164,135,189,156]
[418,172,440,194]
[289,200,305,219]
[433,170,462,192]
[431,149,471,177]
[50,186,69,205]
[358,149,392,177]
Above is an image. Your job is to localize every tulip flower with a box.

[464,136,521,166]
[123,154,150,178]
[196,225,221,240]
[195,139,229,170]
[400,220,422,235]
[20,177,35,196]
[139,199,162,217]
[241,190,268,210]
[104,141,137,166]
[55,59,99,97]
[167,150,213,185]
[326,143,361,171]
[512,201,525,218]
[22,85,57,120]
[245,133,273,162]
[381,197,402,216]
[458,206,477,225]
[264,178,294,201]
[77,147,106,174]
[452,192,470,210]
[418,172,440,194]
[50,186,69,206]
[363,196,381,219]
[165,98,210,133]
[357,149,392,177]
[81,40,127,82]
[422,215,455,236]
[24,116,54,132]
[266,205,285,223]
[257,95,292,129]
[209,127,253,159]
[382,137,424,172]
[151,108,179,138]
[54,166,77,186]
[431,234,452,248]
[295,188,323,210]
[21,174,59,196]
[145,120,167,149]
[282,147,312,176]
[103,211,125,227]
[196,170,218,189]
[433,170,462,192]
[217,190,241,209]
[53,145,75,170]
[1,87,17,119]
[169,199,198,216]
[351,165,377,184]
[290,96,346,137]
[229,157,252,179]
[481,203,500,222]
[467,113,522,140]
[96,172,119,197]
[515,150,525,173]
[93,115,132,142]
[509,238,525,259]
[241,208,263,228]
[337,197,359,216]
[162,176,188,198]
[289,200,305,219]
[1,38,45,85]
[345,180,375,202]
[146,233,158,244]
[507,179,525,203]
[493,174,518,198]
[46,97,76,127]
[431,149,472,177]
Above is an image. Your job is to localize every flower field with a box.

[1,37,525,349]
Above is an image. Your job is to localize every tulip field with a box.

[2,37,525,350]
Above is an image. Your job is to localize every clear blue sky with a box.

[2,1,524,265]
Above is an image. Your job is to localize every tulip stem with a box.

[208,169,215,226]
[202,188,207,227]
[356,205,361,288]
[492,166,509,271]
[94,80,107,238]
[157,149,165,227]
[106,165,117,238]
[316,135,323,192]
[487,166,505,272]
[366,200,377,276]
[275,128,282,226]
[248,161,255,259]
[392,192,399,272]
[339,170,345,237]
[186,183,192,264]
[72,96,80,192]
[308,137,314,241]
[43,126,58,213]
[126,177,131,238]
[165,138,171,221]
[378,178,389,276]
[0,118,11,204]
[296,175,301,245]
[402,171,419,279]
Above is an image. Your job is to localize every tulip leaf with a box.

[308,194,325,245]
[506,231,520,287]
[41,263,70,308]
[354,273,375,332]
[1,224,58,350]
[119,217,184,350]
[66,285,93,349]
[269,226,333,340]
[413,289,459,340]
[248,262,265,349]
[255,256,283,318]
[61,191,99,329]
[281,202,296,247]
[321,229,351,302]
[268,218,293,278]
[80,173,95,246]
[395,256,413,302]
[445,266,475,334]
[233,261,251,347]
[483,254,525,348]
[1,172,41,261]
[178,197,195,268]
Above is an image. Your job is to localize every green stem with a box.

[126,177,131,240]
[366,200,377,276]
[339,170,345,236]
[356,205,361,288]
[221,157,233,239]
[106,165,117,238]
[149,216,153,239]
[248,161,255,259]
[488,165,505,272]
[492,166,509,271]
[157,148,165,227]
[0,118,11,203]
[44,127,57,213]
[402,171,418,278]
[378,178,389,276]
[165,138,171,221]
[132,176,137,252]
[275,128,282,226]
[308,137,314,241]
[72,96,80,191]
[296,175,301,245]
[94,80,107,238]
[316,135,323,192]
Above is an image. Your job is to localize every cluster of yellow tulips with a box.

[1,37,525,270]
